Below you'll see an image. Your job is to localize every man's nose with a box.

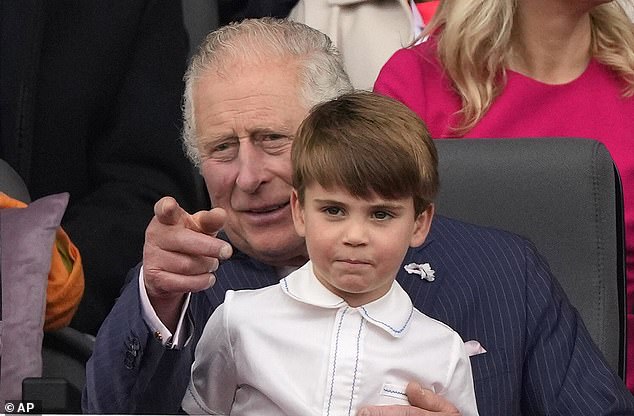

[235,143,266,193]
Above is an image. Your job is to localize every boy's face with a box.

[291,183,433,307]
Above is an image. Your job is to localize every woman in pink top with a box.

[375,0,634,392]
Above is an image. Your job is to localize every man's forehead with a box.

[206,52,299,80]
[195,61,301,105]
[194,76,308,139]
[197,91,304,124]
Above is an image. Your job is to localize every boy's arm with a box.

[439,336,479,416]
[181,302,237,415]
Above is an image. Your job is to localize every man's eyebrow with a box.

[200,132,237,143]
[247,124,294,135]
[201,127,294,145]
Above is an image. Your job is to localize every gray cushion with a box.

[434,138,624,377]
[0,193,69,402]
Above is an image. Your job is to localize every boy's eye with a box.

[324,206,343,216]
[373,211,393,220]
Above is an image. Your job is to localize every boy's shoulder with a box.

[224,282,284,307]
[408,304,465,343]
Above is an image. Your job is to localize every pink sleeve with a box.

[374,47,429,121]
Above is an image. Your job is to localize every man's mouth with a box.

[237,201,292,226]
[245,202,289,214]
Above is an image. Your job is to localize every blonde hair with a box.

[422,0,634,133]
[292,91,438,216]
[183,18,352,167]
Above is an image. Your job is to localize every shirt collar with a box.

[280,261,414,338]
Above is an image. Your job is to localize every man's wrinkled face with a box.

[194,60,309,267]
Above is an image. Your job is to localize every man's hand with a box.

[357,382,460,416]
[143,197,233,330]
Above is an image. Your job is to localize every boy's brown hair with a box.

[291,91,438,216]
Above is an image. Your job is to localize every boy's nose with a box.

[343,220,369,246]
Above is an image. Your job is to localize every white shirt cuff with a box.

[139,265,192,349]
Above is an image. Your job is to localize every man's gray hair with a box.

[183,18,353,167]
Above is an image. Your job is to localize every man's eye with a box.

[262,134,286,141]
[205,141,238,161]
[258,134,292,153]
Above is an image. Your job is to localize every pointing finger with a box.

[154,197,187,226]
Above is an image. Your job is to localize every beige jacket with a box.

[289,0,415,90]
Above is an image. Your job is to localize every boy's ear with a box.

[410,203,434,248]
[291,189,306,237]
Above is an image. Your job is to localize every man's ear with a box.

[410,203,434,248]
[291,189,306,237]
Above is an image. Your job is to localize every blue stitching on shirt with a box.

[382,387,407,397]
[347,318,365,415]
[327,307,348,416]
[360,304,414,334]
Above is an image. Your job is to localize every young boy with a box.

[181,91,479,416]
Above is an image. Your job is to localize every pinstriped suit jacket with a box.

[83,215,634,415]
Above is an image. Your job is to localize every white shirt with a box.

[181,262,479,416]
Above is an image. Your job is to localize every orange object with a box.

[0,193,84,330]
[417,1,440,24]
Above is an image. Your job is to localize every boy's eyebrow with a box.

[313,198,407,211]
[313,198,347,206]
[367,202,407,212]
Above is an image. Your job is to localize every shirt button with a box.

[154,330,163,341]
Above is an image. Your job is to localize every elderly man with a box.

[84,18,634,415]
